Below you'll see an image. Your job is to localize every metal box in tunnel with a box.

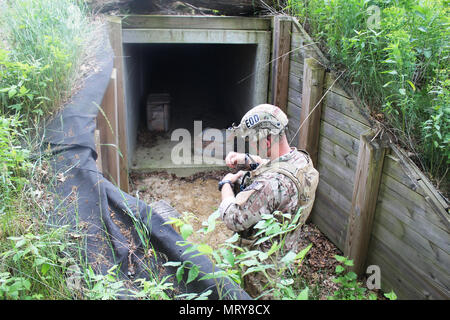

[146,93,170,132]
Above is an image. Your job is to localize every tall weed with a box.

[0,0,91,121]
[287,0,449,187]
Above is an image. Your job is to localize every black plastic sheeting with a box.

[43,26,250,300]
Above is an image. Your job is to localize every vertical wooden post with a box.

[298,58,325,166]
[271,16,292,112]
[107,17,129,193]
[98,68,120,186]
[345,130,386,275]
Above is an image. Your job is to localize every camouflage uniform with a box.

[219,148,319,253]
[219,103,320,298]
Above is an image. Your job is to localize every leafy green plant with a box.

[83,265,130,300]
[133,276,174,300]
[329,255,377,300]
[0,225,80,300]
[164,208,312,300]
[0,116,30,222]
[0,0,91,121]
[0,272,39,300]
[287,0,449,188]
[0,0,178,302]
[384,290,398,300]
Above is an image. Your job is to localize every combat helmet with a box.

[228,104,289,140]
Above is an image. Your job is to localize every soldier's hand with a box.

[222,170,245,184]
[225,152,246,169]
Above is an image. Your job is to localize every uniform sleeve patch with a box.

[245,181,264,191]
[234,189,257,207]
[233,181,265,207]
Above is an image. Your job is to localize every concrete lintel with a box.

[121,15,271,31]
[122,28,270,44]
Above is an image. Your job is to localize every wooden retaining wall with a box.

[286,19,449,300]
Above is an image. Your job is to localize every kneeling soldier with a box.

[218,104,320,253]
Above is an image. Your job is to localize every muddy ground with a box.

[129,170,383,299]
[130,170,233,249]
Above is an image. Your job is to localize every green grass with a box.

[284,0,449,191]
[0,0,91,123]
[163,209,389,300]
[0,0,93,299]
[0,0,176,300]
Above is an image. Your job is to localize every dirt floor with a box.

[129,170,383,299]
[130,170,233,249]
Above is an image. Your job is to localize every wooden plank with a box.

[318,145,357,185]
[287,101,301,122]
[316,179,352,218]
[298,58,325,166]
[323,75,370,126]
[310,211,343,251]
[321,104,371,140]
[271,17,292,112]
[311,212,345,251]
[121,15,272,30]
[289,59,304,78]
[378,178,447,232]
[98,69,120,186]
[320,121,360,156]
[317,151,355,202]
[390,144,449,229]
[370,222,450,299]
[288,72,302,95]
[380,172,447,229]
[374,201,450,270]
[311,193,348,250]
[367,237,442,300]
[108,17,129,193]
[288,86,302,107]
[290,35,307,65]
[345,130,387,275]
[290,32,319,65]
[287,116,300,146]
[383,155,426,197]
[291,18,330,66]
[322,72,352,98]
[318,135,358,170]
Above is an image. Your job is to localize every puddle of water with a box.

[130,171,233,249]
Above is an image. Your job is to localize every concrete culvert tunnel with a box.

[123,43,259,175]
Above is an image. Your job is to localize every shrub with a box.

[0,116,30,219]
[329,255,377,300]
[165,209,312,300]
[0,0,91,121]
[286,0,449,188]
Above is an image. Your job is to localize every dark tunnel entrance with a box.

[123,43,259,175]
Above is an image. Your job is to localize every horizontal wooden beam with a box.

[122,28,270,44]
[121,15,271,31]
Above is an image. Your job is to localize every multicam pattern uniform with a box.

[219,148,319,253]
